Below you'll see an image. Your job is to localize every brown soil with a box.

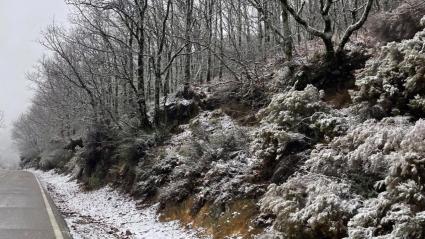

[159,197,263,239]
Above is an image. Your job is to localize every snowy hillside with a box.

[10,0,425,238]
[32,170,207,239]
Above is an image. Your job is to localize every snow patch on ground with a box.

[30,170,206,239]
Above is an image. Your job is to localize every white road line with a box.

[34,174,65,239]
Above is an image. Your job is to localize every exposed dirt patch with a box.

[160,198,263,239]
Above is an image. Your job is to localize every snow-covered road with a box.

[31,170,206,239]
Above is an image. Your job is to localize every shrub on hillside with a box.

[305,117,410,190]
[251,85,349,182]
[256,85,348,141]
[345,119,425,238]
[259,117,425,238]
[259,174,361,239]
[80,124,117,188]
[351,27,425,118]
[134,110,260,208]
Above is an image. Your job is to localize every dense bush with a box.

[251,85,349,183]
[257,85,348,141]
[134,110,260,208]
[39,148,73,170]
[351,27,425,118]
[80,124,117,188]
[345,119,425,238]
[306,117,410,187]
[259,174,361,239]
[259,118,425,238]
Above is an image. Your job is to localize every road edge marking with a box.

[34,174,65,239]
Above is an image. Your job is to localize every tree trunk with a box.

[184,0,194,87]
[206,0,214,83]
[219,0,224,79]
[281,3,293,60]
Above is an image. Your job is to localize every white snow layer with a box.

[31,170,206,239]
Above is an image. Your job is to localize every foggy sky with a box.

[0,0,69,168]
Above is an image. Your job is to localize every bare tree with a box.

[279,0,374,59]
[12,0,383,159]
[184,0,194,87]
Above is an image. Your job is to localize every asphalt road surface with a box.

[0,170,71,239]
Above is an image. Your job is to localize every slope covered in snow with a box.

[15,9,425,239]
[31,170,207,239]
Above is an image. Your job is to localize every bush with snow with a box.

[259,174,361,239]
[351,28,425,118]
[256,84,348,143]
[347,184,425,238]
[195,151,263,207]
[251,85,349,183]
[306,117,410,182]
[258,85,325,129]
[347,192,425,239]
[134,110,260,209]
[259,117,425,238]
[317,118,425,238]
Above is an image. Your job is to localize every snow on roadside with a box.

[30,170,207,239]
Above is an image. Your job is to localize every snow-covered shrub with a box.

[19,153,42,169]
[195,151,263,206]
[306,117,411,181]
[351,28,425,118]
[258,85,324,128]
[65,147,84,180]
[259,174,361,239]
[384,120,425,194]
[252,125,308,163]
[251,85,348,182]
[347,191,425,239]
[134,110,259,208]
[304,119,425,238]
[134,155,178,199]
[258,116,425,238]
[251,122,310,183]
[257,85,348,141]
[107,136,155,188]
[113,136,154,168]
[159,111,253,203]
